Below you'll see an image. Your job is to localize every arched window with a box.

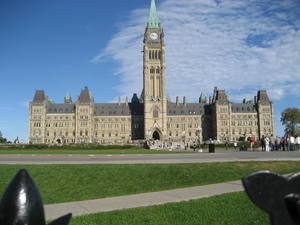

[149,51,151,60]
[153,110,158,118]
[85,130,88,136]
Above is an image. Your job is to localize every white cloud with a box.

[21,101,29,108]
[91,0,300,106]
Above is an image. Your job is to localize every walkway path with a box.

[45,180,243,220]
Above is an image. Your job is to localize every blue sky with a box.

[0,0,299,142]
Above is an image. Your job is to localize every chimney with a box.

[176,96,179,106]
[126,96,128,106]
[183,96,186,106]
[118,96,121,106]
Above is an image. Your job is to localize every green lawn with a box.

[2,162,297,224]
[69,192,269,225]
[1,162,300,205]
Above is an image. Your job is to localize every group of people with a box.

[260,134,300,152]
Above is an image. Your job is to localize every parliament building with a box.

[28,0,275,145]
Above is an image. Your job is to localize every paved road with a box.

[1,150,300,164]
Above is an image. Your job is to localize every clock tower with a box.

[143,0,167,141]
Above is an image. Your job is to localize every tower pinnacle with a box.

[148,0,160,28]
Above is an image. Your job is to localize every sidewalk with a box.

[44,180,243,220]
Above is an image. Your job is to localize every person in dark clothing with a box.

[261,135,265,151]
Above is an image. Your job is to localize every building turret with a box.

[64,92,72,103]
[199,92,207,103]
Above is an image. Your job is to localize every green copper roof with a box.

[65,92,71,100]
[148,0,159,28]
[166,93,171,102]
[200,92,206,99]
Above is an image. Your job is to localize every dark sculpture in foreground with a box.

[0,169,71,225]
[242,171,300,225]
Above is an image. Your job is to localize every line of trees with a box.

[281,107,300,136]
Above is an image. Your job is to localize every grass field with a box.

[1,162,299,224]
[68,192,269,225]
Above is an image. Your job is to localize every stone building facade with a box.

[28,0,275,144]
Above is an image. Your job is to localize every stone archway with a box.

[152,131,160,140]
[53,134,65,144]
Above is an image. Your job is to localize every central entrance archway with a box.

[152,131,160,140]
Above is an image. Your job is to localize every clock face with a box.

[150,32,158,40]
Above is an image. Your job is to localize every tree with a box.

[280,108,300,136]
[0,131,8,143]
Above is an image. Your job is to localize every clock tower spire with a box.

[148,0,160,28]
[143,0,167,141]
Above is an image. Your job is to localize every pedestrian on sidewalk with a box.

[296,135,300,151]
[225,141,228,150]
[250,136,255,151]
[265,136,270,152]
[290,135,295,151]
[270,134,275,151]
[234,141,237,150]
[261,135,265,151]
